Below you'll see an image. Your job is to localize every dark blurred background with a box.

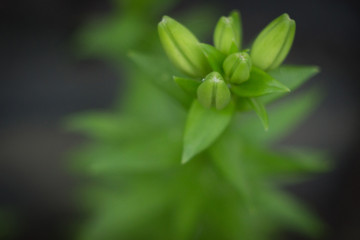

[0,0,359,239]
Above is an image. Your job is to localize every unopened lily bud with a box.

[197,72,231,110]
[223,52,252,84]
[158,16,211,78]
[251,13,296,71]
[213,11,242,55]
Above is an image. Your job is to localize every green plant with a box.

[66,1,330,239]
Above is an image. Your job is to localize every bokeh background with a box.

[0,0,359,239]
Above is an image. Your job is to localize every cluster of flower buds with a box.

[158,12,295,110]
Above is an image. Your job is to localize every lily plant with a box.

[68,6,329,239]
[158,12,297,164]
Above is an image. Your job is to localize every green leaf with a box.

[173,76,201,97]
[63,112,153,141]
[270,65,320,91]
[182,100,235,164]
[199,43,226,74]
[129,51,192,107]
[231,67,290,97]
[209,130,256,211]
[260,65,320,104]
[244,146,330,178]
[70,127,182,174]
[238,88,322,144]
[120,70,186,125]
[172,191,202,240]
[247,98,269,131]
[74,14,152,60]
[260,189,324,238]
[78,182,172,240]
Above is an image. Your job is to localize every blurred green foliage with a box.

[66,0,330,239]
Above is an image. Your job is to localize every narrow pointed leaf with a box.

[172,192,202,240]
[74,15,149,59]
[243,145,330,178]
[247,98,269,131]
[209,130,256,211]
[269,65,320,90]
[260,65,320,104]
[173,76,201,97]
[235,65,320,111]
[79,183,172,240]
[129,51,191,107]
[238,88,322,144]
[70,128,182,174]
[63,112,154,141]
[231,67,290,97]
[260,189,324,238]
[200,43,226,74]
[182,100,235,164]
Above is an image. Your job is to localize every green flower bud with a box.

[251,13,296,71]
[223,52,252,84]
[213,11,242,55]
[158,16,211,78]
[197,72,231,110]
